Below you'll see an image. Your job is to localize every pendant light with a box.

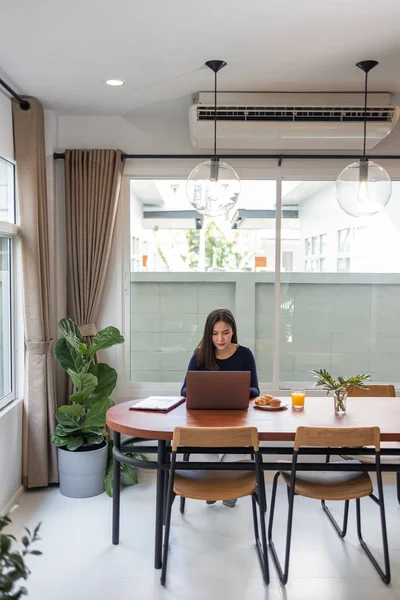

[336,60,392,217]
[186,60,240,217]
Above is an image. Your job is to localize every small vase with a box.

[333,391,347,416]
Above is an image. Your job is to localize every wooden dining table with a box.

[106,395,400,569]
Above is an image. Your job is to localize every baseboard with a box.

[1,485,25,515]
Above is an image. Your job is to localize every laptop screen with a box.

[185,371,251,409]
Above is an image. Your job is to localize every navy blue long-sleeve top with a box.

[180,345,260,399]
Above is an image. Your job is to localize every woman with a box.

[181,308,260,507]
[181,308,260,399]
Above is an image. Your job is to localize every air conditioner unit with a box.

[189,92,399,150]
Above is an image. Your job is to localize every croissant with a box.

[255,395,273,406]
[269,398,281,407]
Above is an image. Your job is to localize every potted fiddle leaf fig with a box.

[0,513,42,599]
[311,368,370,415]
[51,318,124,498]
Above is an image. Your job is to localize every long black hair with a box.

[195,308,238,370]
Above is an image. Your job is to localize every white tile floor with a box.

[5,472,400,600]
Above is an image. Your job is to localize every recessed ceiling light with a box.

[105,79,125,87]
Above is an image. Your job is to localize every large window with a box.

[0,157,18,410]
[128,176,400,390]
[279,180,400,386]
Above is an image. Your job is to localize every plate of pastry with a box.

[254,395,288,411]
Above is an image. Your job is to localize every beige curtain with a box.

[64,149,124,338]
[12,97,58,488]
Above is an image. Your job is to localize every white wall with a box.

[0,89,23,511]
[56,112,193,154]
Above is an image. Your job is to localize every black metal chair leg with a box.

[268,471,295,585]
[258,496,270,584]
[369,492,380,505]
[259,472,267,514]
[252,455,269,585]
[180,496,186,513]
[160,490,176,586]
[356,498,391,583]
[376,470,391,584]
[179,452,190,514]
[251,494,259,541]
[267,472,280,542]
[321,499,349,538]
[251,494,269,584]
[319,453,330,511]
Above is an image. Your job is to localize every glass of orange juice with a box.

[291,390,306,410]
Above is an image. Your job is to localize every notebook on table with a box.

[185,371,251,409]
[129,396,185,412]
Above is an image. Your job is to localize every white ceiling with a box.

[1,0,400,117]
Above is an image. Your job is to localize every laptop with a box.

[185,371,251,409]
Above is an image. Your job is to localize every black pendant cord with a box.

[213,69,217,160]
[0,78,30,111]
[355,60,378,164]
[362,70,368,159]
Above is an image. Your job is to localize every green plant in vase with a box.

[310,369,370,415]
[50,317,125,498]
[0,514,42,599]
[51,318,124,451]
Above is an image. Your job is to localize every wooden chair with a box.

[160,426,269,586]
[268,427,390,585]
[347,384,395,397]
[345,384,400,504]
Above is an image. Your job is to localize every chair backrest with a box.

[347,384,396,397]
[172,426,259,452]
[293,426,380,452]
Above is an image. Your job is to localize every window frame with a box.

[0,156,20,412]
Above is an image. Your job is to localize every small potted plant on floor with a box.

[311,368,370,415]
[0,513,42,598]
[51,318,124,498]
[104,440,149,497]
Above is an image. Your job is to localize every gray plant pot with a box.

[58,441,108,498]
[121,473,135,487]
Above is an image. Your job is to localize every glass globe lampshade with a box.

[335,159,392,217]
[186,159,240,217]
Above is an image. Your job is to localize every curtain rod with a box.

[53,152,400,167]
[0,78,30,111]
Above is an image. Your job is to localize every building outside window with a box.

[337,227,351,253]
[304,233,327,272]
